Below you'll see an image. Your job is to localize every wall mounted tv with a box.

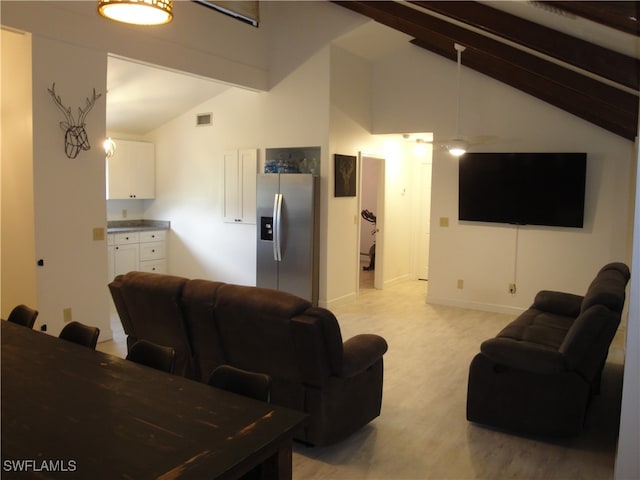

[458,152,587,228]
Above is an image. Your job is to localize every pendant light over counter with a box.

[98,0,173,26]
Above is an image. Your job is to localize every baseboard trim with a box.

[426,295,525,316]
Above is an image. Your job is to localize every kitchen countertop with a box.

[107,220,170,234]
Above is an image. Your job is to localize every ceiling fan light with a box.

[448,139,467,157]
[98,0,173,26]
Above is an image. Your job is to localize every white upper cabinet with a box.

[223,149,257,224]
[107,139,155,199]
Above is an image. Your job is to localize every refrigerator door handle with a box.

[273,193,283,261]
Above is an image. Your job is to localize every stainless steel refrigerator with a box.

[256,173,319,305]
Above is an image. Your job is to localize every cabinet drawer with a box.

[139,259,166,274]
[139,242,165,261]
[139,230,166,243]
[114,232,140,245]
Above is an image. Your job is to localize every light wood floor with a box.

[99,279,623,480]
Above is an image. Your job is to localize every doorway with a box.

[359,154,385,290]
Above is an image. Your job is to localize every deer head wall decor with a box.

[47,83,102,159]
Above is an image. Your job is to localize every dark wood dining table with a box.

[1,320,307,479]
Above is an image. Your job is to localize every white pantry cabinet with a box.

[223,149,257,224]
[107,139,155,199]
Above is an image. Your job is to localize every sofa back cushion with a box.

[181,279,226,382]
[214,284,312,380]
[560,304,621,378]
[111,272,195,378]
[581,262,630,314]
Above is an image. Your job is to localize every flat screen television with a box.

[458,152,587,228]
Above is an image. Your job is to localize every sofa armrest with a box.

[480,337,567,374]
[339,334,388,378]
[532,290,583,317]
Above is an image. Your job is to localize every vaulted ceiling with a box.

[333,1,640,140]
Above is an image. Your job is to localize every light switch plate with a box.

[93,227,105,241]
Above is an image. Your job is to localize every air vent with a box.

[196,113,212,127]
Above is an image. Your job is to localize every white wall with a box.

[30,35,110,337]
[1,28,37,319]
[372,45,634,313]
[328,45,375,302]
[143,49,332,290]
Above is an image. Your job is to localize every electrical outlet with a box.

[122,209,128,218]
[440,217,449,227]
[457,279,464,289]
[63,308,72,323]
[509,283,517,294]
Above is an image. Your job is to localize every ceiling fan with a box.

[439,43,498,157]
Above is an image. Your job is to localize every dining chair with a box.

[59,321,100,349]
[7,304,39,329]
[126,339,176,374]
[208,365,272,480]
[207,364,272,403]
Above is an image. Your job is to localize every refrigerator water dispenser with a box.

[260,217,274,241]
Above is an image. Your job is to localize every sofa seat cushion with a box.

[480,308,576,374]
[495,308,574,350]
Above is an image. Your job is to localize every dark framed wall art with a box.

[334,154,357,197]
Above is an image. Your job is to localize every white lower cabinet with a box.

[108,230,167,279]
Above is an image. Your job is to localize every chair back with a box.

[59,321,100,349]
[127,339,176,374]
[7,304,38,329]
[208,365,272,403]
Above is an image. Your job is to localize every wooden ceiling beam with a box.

[541,1,640,36]
[333,1,638,140]
[411,0,639,91]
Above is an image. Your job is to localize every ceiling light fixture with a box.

[448,139,468,157]
[449,43,467,157]
[98,0,173,26]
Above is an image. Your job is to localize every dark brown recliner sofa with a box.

[466,262,630,436]
[109,271,388,446]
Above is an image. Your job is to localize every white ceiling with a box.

[106,2,638,136]
[105,21,415,135]
[106,56,231,135]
